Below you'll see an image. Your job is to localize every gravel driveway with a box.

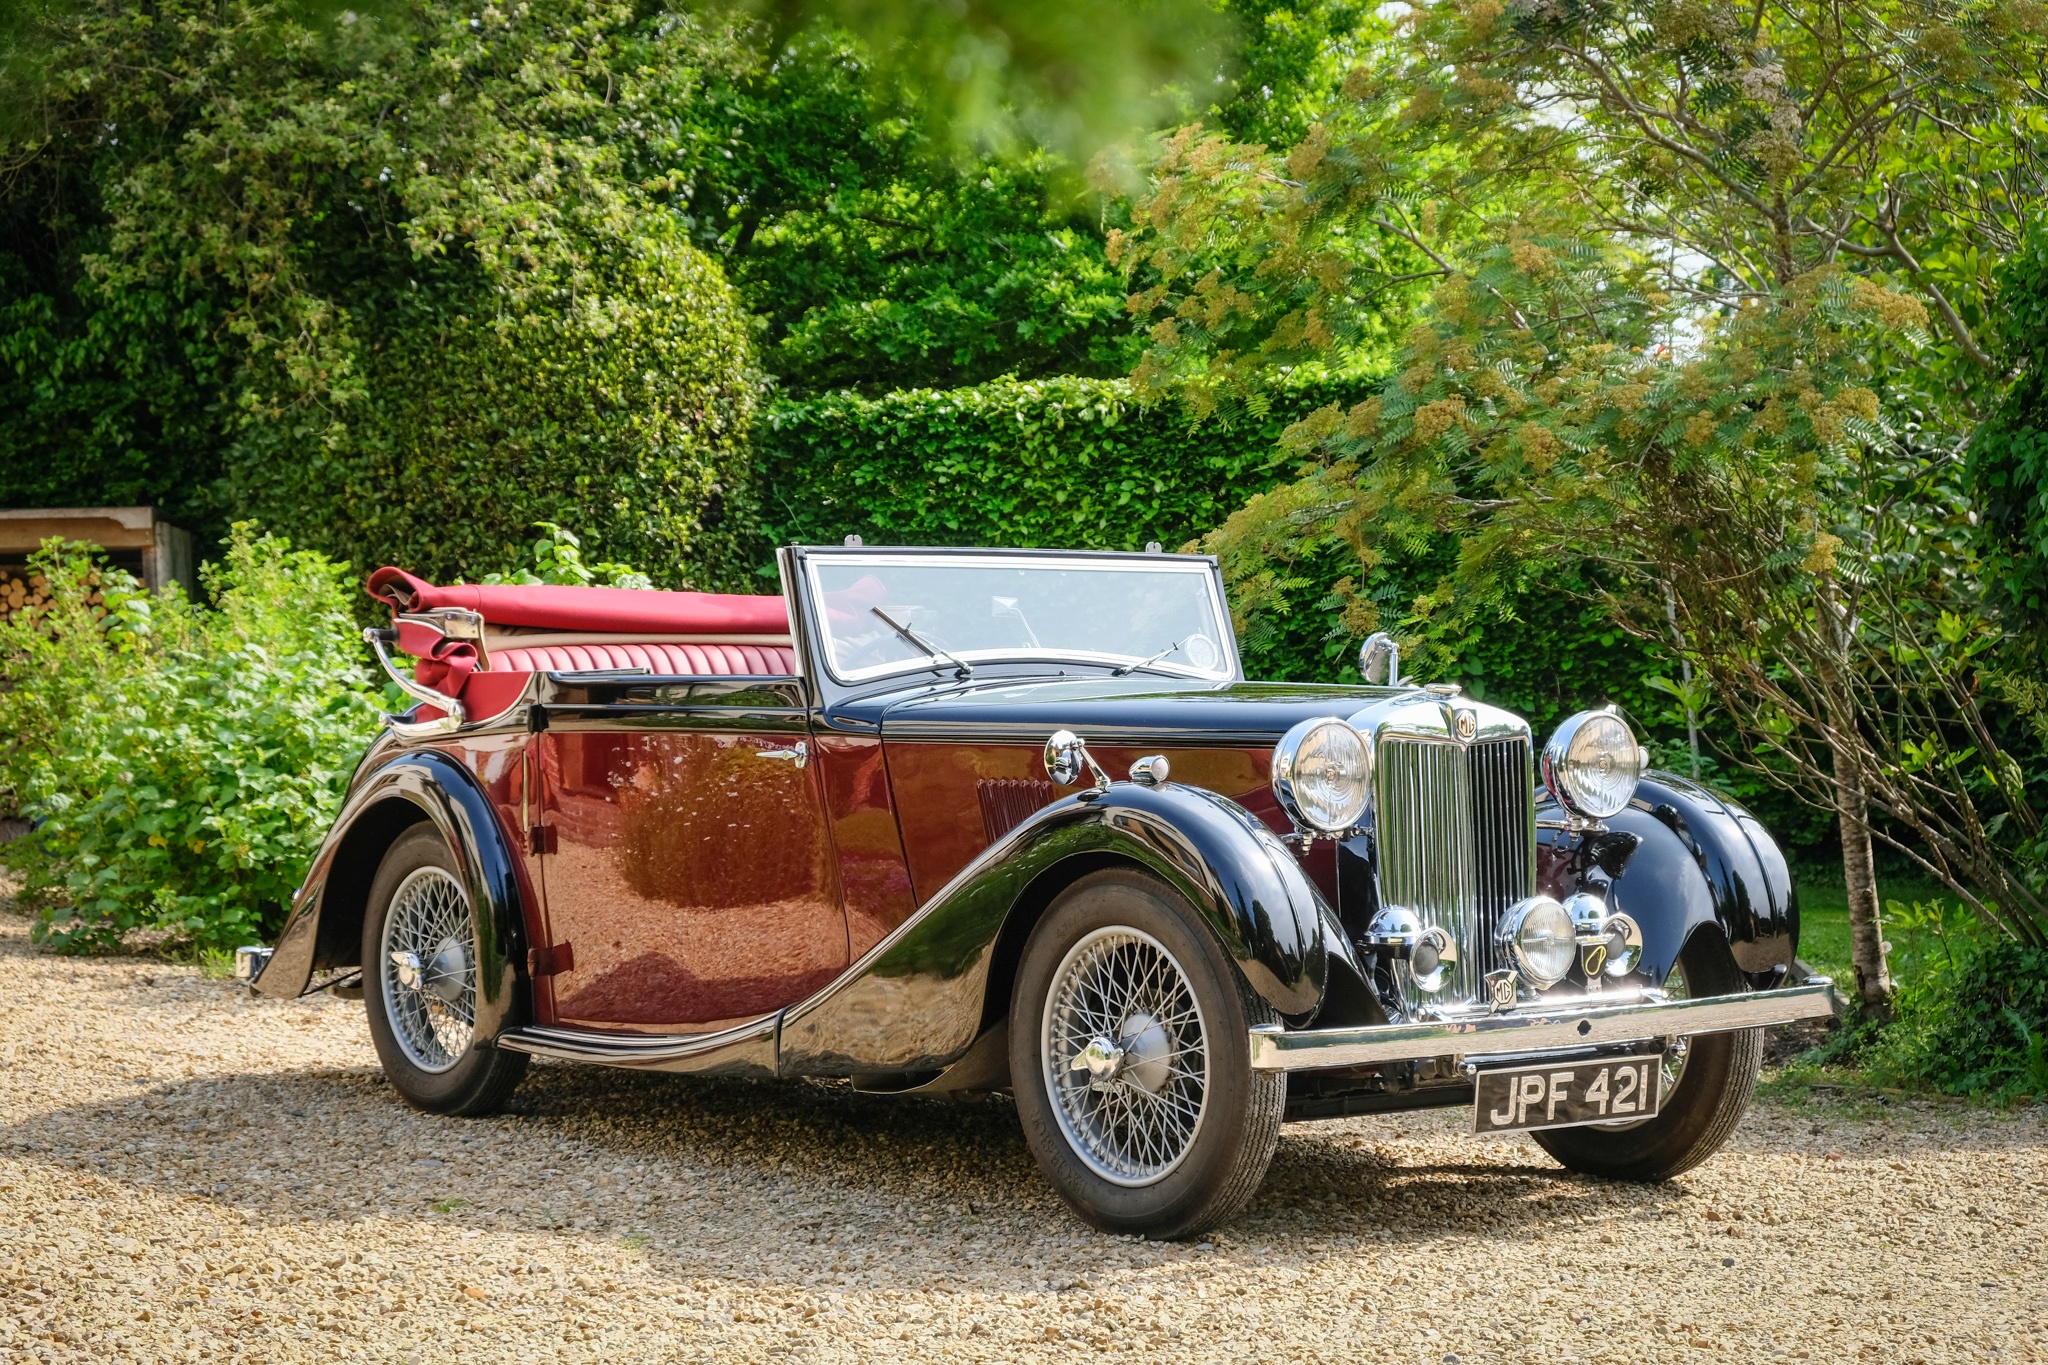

[2,910,2042,1364]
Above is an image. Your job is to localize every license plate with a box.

[1472,1055,1663,1134]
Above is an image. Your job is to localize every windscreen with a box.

[806,554,1235,683]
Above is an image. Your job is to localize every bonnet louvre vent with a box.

[978,779,1056,843]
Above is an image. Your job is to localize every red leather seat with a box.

[491,642,795,677]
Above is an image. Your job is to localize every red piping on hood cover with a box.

[365,566,790,636]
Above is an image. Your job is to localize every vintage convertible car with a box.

[243,544,1834,1236]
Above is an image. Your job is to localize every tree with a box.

[643,18,1146,392]
[1118,0,2048,1000]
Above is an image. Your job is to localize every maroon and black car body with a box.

[248,544,1835,1236]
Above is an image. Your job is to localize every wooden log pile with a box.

[0,566,102,624]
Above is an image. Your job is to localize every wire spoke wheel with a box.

[1042,927,1209,1187]
[378,865,477,1074]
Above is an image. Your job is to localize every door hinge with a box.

[528,942,575,977]
[528,824,558,856]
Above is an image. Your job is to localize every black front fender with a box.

[777,780,1344,1078]
[1544,773,1799,988]
[256,749,531,1042]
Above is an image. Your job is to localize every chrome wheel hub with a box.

[379,866,476,1074]
[1043,928,1209,1188]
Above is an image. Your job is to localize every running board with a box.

[495,1016,778,1079]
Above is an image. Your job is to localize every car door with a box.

[533,680,849,1031]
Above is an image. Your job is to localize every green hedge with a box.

[755,375,1358,558]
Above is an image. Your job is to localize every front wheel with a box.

[1008,868,1285,1238]
[1533,932,1761,1181]
[362,825,529,1116]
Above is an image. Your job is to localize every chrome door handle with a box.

[758,740,809,769]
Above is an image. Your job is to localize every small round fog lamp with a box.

[1498,895,1576,989]
[1408,926,1456,994]
[1601,912,1644,977]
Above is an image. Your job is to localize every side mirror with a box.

[1043,729,1110,792]
[1359,632,1401,686]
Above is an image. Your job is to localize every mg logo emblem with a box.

[1455,708,1477,740]
[1485,969,1517,1012]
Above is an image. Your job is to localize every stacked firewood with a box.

[0,567,92,624]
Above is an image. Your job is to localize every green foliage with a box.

[1206,0,1373,149]
[1858,908,2048,1101]
[2,0,761,585]
[644,20,1146,394]
[0,528,380,954]
[1969,220,2048,638]
[231,222,761,592]
[480,523,651,590]
[755,373,1346,563]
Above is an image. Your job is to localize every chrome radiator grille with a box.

[1374,735,1535,1003]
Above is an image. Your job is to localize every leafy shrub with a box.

[480,523,652,590]
[0,528,380,954]
[1971,219,2048,639]
[1859,903,2048,1101]
[231,225,760,592]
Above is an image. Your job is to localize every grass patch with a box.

[1792,864,1954,987]
[195,946,239,980]
[1782,865,2047,1106]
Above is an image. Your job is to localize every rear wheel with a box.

[1533,932,1761,1181]
[362,825,528,1116]
[1009,868,1284,1238]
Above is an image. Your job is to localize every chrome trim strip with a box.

[1246,983,1838,1071]
[495,1016,779,1076]
[879,724,1343,747]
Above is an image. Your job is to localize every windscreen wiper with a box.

[1111,638,1184,677]
[872,607,974,679]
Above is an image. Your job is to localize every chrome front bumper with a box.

[1248,981,1838,1072]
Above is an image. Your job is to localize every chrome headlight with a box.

[1542,708,1647,820]
[1271,717,1371,833]
[1498,895,1576,989]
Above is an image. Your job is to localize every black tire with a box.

[1009,868,1284,1238]
[1533,931,1761,1181]
[361,825,528,1116]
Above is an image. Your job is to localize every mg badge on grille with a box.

[1485,969,1518,1012]
[1454,708,1477,740]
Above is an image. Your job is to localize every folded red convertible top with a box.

[365,566,789,636]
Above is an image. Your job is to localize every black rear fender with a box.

[256,750,533,1041]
